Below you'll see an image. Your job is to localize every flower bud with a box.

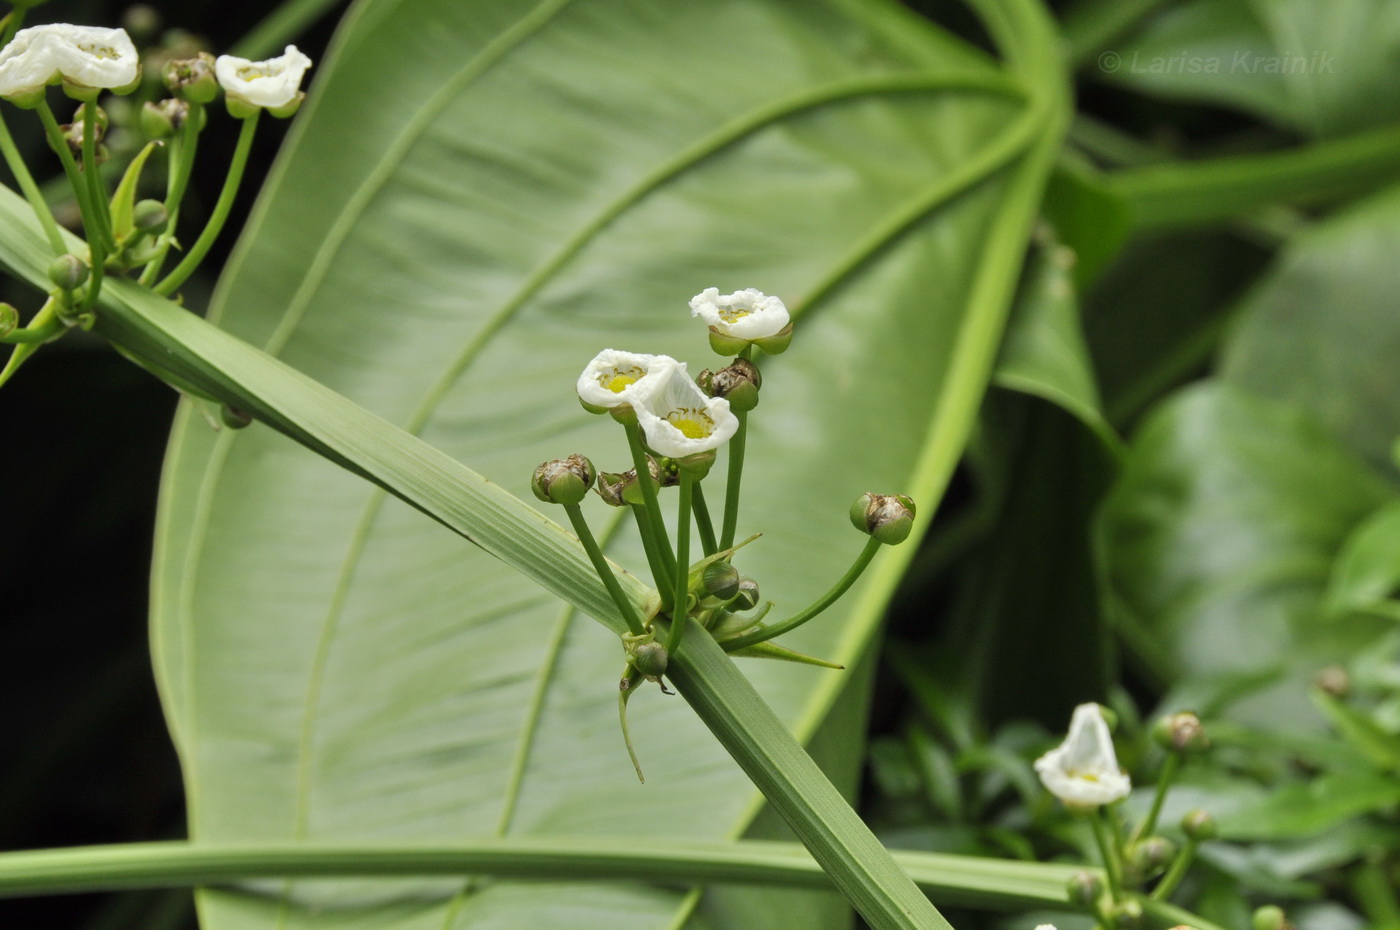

[1066,870,1103,909]
[595,470,630,507]
[48,254,90,292]
[698,358,762,411]
[132,199,168,234]
[220,405,253,430]
[731,577,760,612]
[1110,899,1143,929]
[1315,664,1350,698]
[1152,711,1209,754]
[141,98,189,137]
[1125,836,1176,883]
[531,454,595,506]
[849,493,916,545]
[1181,808,1218,841]
[702,560,740,601]
[1252,905,1293,930]
[163,53,219,103]
[0,303,17,337]
[630,640,668,679]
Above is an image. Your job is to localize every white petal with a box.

[44,24,139,90]
[0,27,60,97]
[689,287,790,339]
[1034,703,1131,807]
[215,45,312,109]
[633,364,738,458]
[576,349,678,409]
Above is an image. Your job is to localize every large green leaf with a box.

[146,0,1056,928]
[1103,0,1400,137]
[1096,383,1395,727]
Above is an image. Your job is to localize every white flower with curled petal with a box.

[633,362,738,459]
[689,287,790,341]
[1034,703,1131,808]
[576,349,680,413]
[0,24,139,103]
[215,45,312,115]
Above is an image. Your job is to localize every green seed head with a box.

[531,454,595,506]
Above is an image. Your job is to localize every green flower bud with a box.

[1066,870,1103,909]
[849,492,916,545]
[141,98,189,138]
[48,254,90,292]
[531,454,595,506]
[1125,836,1176,883]
[1181,808,1218,841]
[220,405,253,430]
[1111,898,1143,929]
[0,303,18,337]
[698,358,762,412]
[702,560,740,601]
[1315,664,1350,698]
[595,470,630,507]
[163,53,219,104]
[731,577,760,612]
[628,640,668,680]
[1252,905,1292,930]
[1152,711,1209,754]
[132,199,169,234]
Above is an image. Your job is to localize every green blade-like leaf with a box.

[130,0,1057,927]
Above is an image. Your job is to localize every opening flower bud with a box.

[699,358,762,411]
[1181,808,1218,841]
[48,253,89,291]
[702,560,741,601]
[132,199,168,234]
[531,454,595,506]
[850,493,916,545]
[731,577,760,612]
[1152,711,1209,754]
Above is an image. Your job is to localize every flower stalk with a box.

[666,469,696,653]
[563,501,647,638]
[691,480,718,556]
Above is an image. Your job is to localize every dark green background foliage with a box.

[4,0,1400,928]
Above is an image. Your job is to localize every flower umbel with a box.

[576,349,679,414]
[690,287,792,355]
[1035,703,1131,808]
[215,45,313,117]
[633,362,738,459]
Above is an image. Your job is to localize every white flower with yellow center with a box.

[634,362,738,459]
[215,45,312,116]
[576,349,679,413]
[690,287,790,337]
[1034,703,1131,808]
[0,24,139,104]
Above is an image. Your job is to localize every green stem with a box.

[0,295,59,389]
[721,537,882,652]
[140,103,206,286]
[692,480,718,556]
[0,111,66,255]
[156,112,261,296]
[719,396,749,550]
[80,102,113,252]
[0,9,24,47]
[630,505,672,608]
[35,102,104,292]
[0,838,1084,910]
[666,471,695,653]
[1139,896,1231,930]
[1149,838,1196,901]
[563,502,647,638]
[1,318,64,344]
[623,420,676,575]
[1132,753,1179,845]
[1060,0,1172,67]
[1089,808,1123,902]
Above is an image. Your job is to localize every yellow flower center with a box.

[77,43,123,60]
[600,366,644,393]
[666,408,713,439]
[717,306,752,323]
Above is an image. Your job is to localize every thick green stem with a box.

[0,111,66,255]
[80,102,113,252]
[721,537,882,652]
[691,481,718,556]
[1089,808,1123,902]
[623,420,676,574]
[719,407,748,551]
[1149,838,1196,901]
[0,838,1084,909]
[666,471,696,652]
[564,502,647,638]
[156,112,260,296]
[1132,753,1179,845]
[630,505,672,609]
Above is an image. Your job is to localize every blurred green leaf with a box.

[1105,0,1400,137]
[1222,182,1400,470]
[1324,502,1400,621]
[1214,771,1400,841]
[142,0,1058,927]
[1310,689,1400,774]
[1096,383,1395,727]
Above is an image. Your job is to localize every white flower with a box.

[0,24,139,101]
[576,349,680,412]
[215,45,312,111]
[1034,703,1131,808]
[689,287,790,340]
[633,362,738,459]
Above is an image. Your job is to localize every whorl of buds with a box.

[1181,808,1218,841]
[531,454,595,506]
[48,253,89,292]
[850,493,916,545]
[1152,711,1209,754]
[697,358,761,412]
